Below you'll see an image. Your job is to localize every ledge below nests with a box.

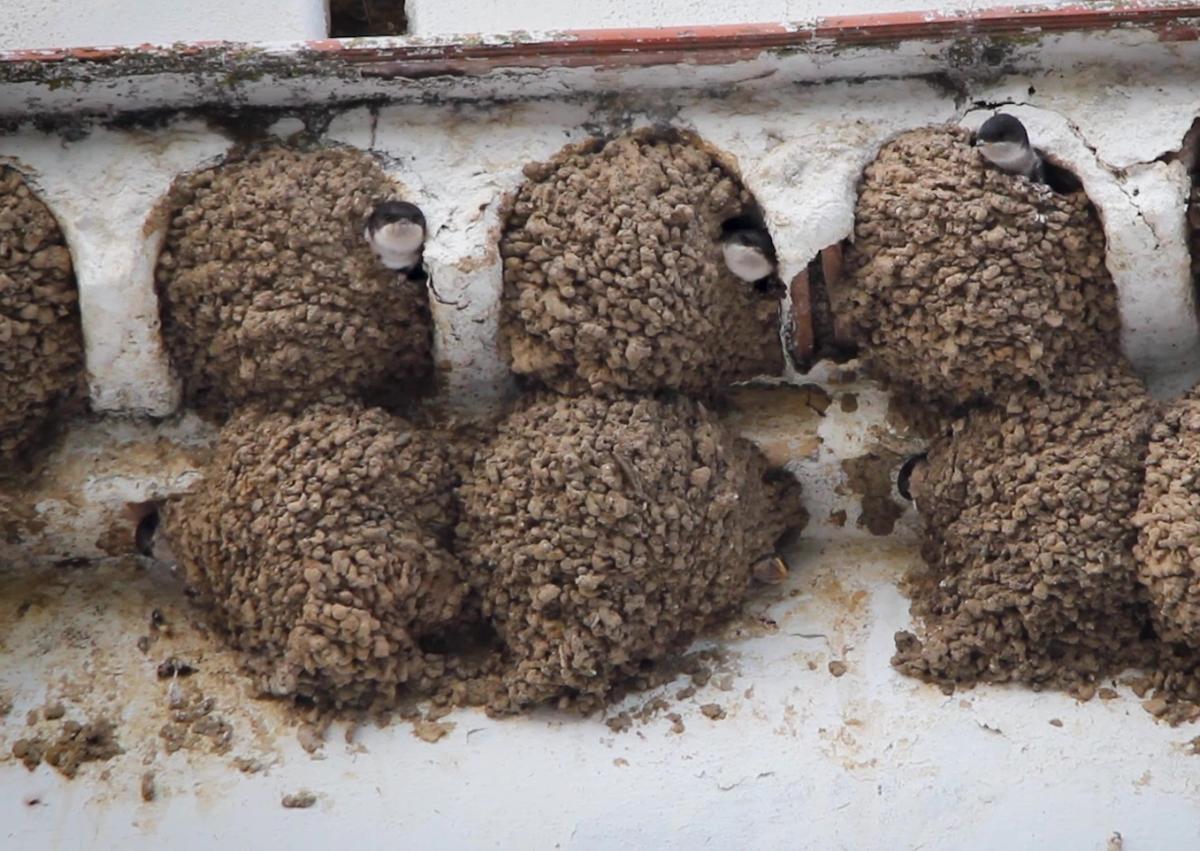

[837,126,1119,408]
[0,166,84,464]
[155,146,432,416]
[500,131,785,397]
[456,393,806,712]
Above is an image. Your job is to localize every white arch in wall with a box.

[0,123,231,416]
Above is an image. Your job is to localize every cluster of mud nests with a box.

[155,145,432,415]
[850,127,1200,721]
[500,130,785,396]
[160,131,803,714]
[0,166,84,464]
[164,394,802,712]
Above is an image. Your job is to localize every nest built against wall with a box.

[894,356,1157,690]
[0,166,84,464]
[837,126,1119,408]
[155,146,432,416]
[499,131,785,396]
[457,393,805,711]
[140,127,811,716]
[163,402,468,707]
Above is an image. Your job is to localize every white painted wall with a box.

[405,0,1084,35]
[0,0,328,51]
[0,0,1164,50]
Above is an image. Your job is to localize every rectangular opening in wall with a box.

[329,0,407,37]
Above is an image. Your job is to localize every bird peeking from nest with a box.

[364,200,427,280]
[719,213,782,294]
[134,507,177,566]
[974,113,1082,194]
[896,452,929,508]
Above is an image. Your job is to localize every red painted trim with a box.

[1,2,1197,68]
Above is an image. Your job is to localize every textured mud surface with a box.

[837,126,1120,407]
[500,131,784,396]
[457,393,805,711]
[894,357,1157,690]
[1135,386,1200,646]
[0,166,84,464]
[12,718,121,778]
[155,146,432,416]
[164,401,467,707]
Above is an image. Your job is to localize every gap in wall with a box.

[328,0,407,37]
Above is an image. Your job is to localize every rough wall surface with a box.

[457,393,805,710]
[500,132,784,396]
[894,356,1157,690]
[0,166,84,464]
[163,401,468,707]
[1134,386,1200,645]
[155,145,433,416]
[838,126,1120,408]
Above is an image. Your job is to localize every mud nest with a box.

[894,356,1157,690]
[1134,386,1200,645]
[499,131,785,396]
[163,401,468,706]
[0,167,84,462]
[456,393,805,710]
[155,146,432,415]
[837,126,1119,407]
